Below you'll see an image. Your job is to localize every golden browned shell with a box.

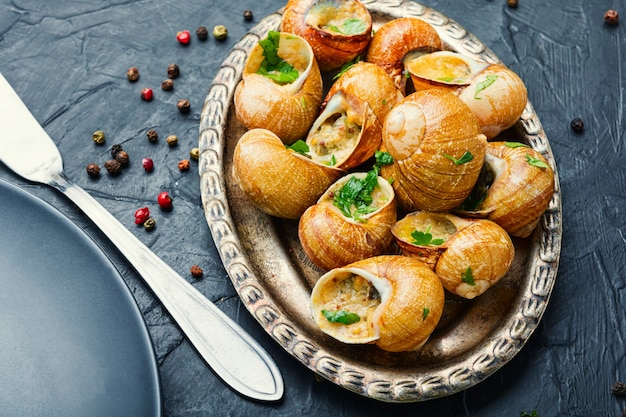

[458,141,555,238]
[392,211,515,299]
[298,172,396,271]
[379,89,487,213]
[323,61,404,123]
[233,31,323,144]
[232,128,344,219]
[310,255,445,352]
[281,0,372,72]
[365,17,442,93]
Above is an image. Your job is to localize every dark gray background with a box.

[1,0,624,415]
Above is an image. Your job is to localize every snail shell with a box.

[298,172,397,272]
[310,255,445,352]
[232,128,344,219]
[405,51,528,139]
[281,0,372,72]
[234,31,323,144]
[379,89,487,213]
[365,17,442,93]
[458,141,555,238]
[392,211,515,299]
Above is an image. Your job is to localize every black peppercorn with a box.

[146,129,158,143]
[613,381,626,396]
[110,144,124,158]
[167,63,180,79]
[177,99,191,114]
[126,67,140,82]
[196,26,208,41]
[161,79,174,91]
[115,150,130,167]
[104,159,122,176]
[570,117,584,132]
[507,0,518,7]
[604,9,619,25]
[86,163,100,178]
[243,9,253,21]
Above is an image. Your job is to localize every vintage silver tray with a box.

[198,0,562,402]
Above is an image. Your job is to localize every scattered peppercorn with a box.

[613,381,626,396]
[126,67,140,82]
[166,134,179,147]
[507,0,518,8]
[143,217,156,231]
[190,264,203,279]
[196,26,209,41]
[141,87,154,101]
[167,63,180,79]
[178,159,190,171]
[176,30,191,45]
[110,144,124,158]
[104,159,122,176]
[177,99,191,114]
[86,163,101,178]
[92,130,106,145]
[190,147,200,161]
[142,157,154,173]
[157,191,173,210]
[146,129,159,143]
[115,150,130,167]
[213,25,228,41]
[134,207,150,225]
[243,9,253,21]
[570,117,584,132]
[161,79,174,91]
[604,9,619,25]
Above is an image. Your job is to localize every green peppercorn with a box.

[166,135,179,147]
[213,25,228,41]
[92,130,106,145]
[146,129,158,143]
[143,217,156,231]
[190,147,200,161]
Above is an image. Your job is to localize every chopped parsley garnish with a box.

[328,18,367,35]
[422,307,430,321]
[520,411,538,417]
[505,141,530,148]
[461,267,475,286]
[474,74,498,99]
[286,139,309,154]
[333,169,379,221]
[374,150,393,168]
[525,154,549,169]
[443,151,474,165]
[326,154,337,166]
[333,55,361,80]
[459,192,487,211]
[410,225,445,246]
[322,309,361,325]
[256,31,299,85]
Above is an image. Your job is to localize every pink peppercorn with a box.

[134,207,150,225]
[176,30,191,45]
[141,87,154,101]
[142,158,154,172]
[157,191,173,210]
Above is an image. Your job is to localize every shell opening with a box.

[306,0,370,35]
[405,51,489,86]
[394,211,458,244]
[322,171,394,221]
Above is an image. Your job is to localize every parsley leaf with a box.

[322,309,361,325]
[461,267,475,286]
[422,308,430,321]
[474,74,498,99]
[333,170,379,221]
[286,140,310,154]
[333,55,362,80]
[257,31,299,85]
[410,225,445,246]
[525,154,549,169]
[328,18,367,35]
[443,151,474,165]
[505,141,530,148]
[520,411,538,417]
[374,150,393,168]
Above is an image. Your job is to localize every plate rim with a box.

[198,0,562,402]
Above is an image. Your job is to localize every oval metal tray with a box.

[198,0,562,402]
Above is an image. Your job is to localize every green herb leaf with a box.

[333,170,379,220]
[328,18,367,35]
[322,309,361,325]
[443,151,474,165]
[525,154,549,169]
[333,56,362,80]
[257,31,299,85]
[461,267,475,286]
[374,150,393,167]
[505,141,530,148]
[520,411,538,417]
[327,154,337,166]
[410,225,445,246]
[459,192,487,211]
[474,74,498,99]
[286,139,310,154]
[422,308,430,321]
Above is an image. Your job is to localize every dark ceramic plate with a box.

[0,179,161,417]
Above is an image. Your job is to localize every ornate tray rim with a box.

[198,0,562,403]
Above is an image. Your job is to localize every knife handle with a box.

[54,175,283,402]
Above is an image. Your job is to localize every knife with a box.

[0,73,284,402]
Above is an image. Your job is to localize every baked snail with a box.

[392,211,514,299]
[310,255,445,352]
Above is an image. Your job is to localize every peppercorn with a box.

[116,150,130,167]
[126,67,140,82]
[142,157,154,173]
[177,99,191,114]
[104,159,122,176]
[167,63,180,79]
[110,144,124,158]
[161,79,174,91]
[157,191,173,210]
[143,217,156,231]
[570,117,584,132]
[141,87,154,101]
[178,159,190,171]
[146,129,159,143]
[86,163,101,178]
[190,147,200,161]
[604,9,619,25]
[213,25,228,41]
[177,30,191,45]
[92,130,106,145]
[613,381,626,396]
[166,135,179,147]
[507,0,518,7]
[190,265,203,279]
[196,26,208,41]
[134,207,150,225]
[243,9,253,21]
